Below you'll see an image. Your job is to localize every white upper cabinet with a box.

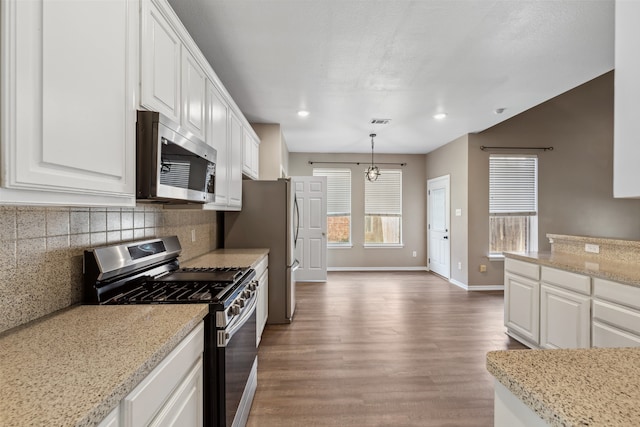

[242,129,260,180]
[0,0,137,206]
[613,0,640,198]
[206,80,230,208]
[229,112,244,209]
[181,48,207,142]
[140,0,182,123]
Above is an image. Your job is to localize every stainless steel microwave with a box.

[136,111,216,204]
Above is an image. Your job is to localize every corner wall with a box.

[425,135,469,285]
[467,71,640,286]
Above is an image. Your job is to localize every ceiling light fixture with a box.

[365,133,380,182]
[297,110,310,117]
[433,112,447,120]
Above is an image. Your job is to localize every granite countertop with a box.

[504,251,640,287]
[182,248,269,269]
[487,348,640,427]
[0,304,208,427]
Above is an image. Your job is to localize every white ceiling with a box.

[167,0,614,154]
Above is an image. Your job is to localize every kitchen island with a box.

[487,347,640,427]
[0,304,208,427]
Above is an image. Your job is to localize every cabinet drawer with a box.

[123,322,204,427]
[593,321,640,348]
[253,255,268,278]
[541,266,591,295]
[504,258,540,281]
[592,299,640,336]
[593,278,640,311]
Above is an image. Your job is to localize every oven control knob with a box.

[243,290,252,299]
[231,304,241,315]
[237,299,246,308]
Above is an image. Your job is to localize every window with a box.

[365,169,402,246]
[489,155,538,255]
[313,168,351,245]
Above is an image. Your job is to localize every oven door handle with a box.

[217,294,257,348]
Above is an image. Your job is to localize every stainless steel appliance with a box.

[136,110,217,204]
[224,178,299,324]
[83,236,257,427]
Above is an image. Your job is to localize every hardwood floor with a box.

[247,271,526,427]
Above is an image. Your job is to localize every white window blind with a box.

[313,168,351,215]
[489,156,537,215]
[365,169,402,215]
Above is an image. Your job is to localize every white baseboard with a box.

[449,277,504,291]
[328,266,429,272]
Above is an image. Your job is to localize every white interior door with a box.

[428,175,450,278]
[292,176,327,282]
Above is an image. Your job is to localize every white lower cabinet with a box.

[540,284,590,349]
[539,267,591,349]
[592,278,640,348]
[101,322,204,427]
[504,259,540,346]
[255,255,269,346]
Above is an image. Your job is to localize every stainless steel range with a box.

[83,236,258,427]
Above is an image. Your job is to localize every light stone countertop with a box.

[182,248,269,269]
[487,348,640,427]
[504,251,640,287]
[0,304,208,427]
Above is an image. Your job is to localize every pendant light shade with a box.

[366,133,380,182]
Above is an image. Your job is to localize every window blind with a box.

[365,169,402,215]
[313,168,351,215]
[489,156,537,215]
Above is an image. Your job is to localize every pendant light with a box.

[365,133,380,182]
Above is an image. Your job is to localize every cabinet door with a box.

[228,112,243,208]
[140,0,181,123]
[504,272,539,346]
[149,358,203,427]
[206,80,230,207]
[540,284,590,349]
[1,0,136,206]
[242,131,260,179]
[181,49,206,141]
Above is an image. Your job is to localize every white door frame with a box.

[427,175,451,279]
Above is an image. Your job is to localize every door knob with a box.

[443,236,448,239]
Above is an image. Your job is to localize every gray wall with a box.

[466,71,640,286]
[425,135,469,285]
[289,152,427,269]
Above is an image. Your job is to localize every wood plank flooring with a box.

[247,271,526,427]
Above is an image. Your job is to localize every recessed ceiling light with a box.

[494,107,506,114]
[297,110,310,117]
[433,113,447,120]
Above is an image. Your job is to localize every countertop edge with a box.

[503,251,640,287]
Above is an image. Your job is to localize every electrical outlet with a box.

[479,264,487,273]
[412,251,417,257]
[457,261,462,270]
[191,229,196,242]
[585,243,600,254]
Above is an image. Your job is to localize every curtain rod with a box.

[308,161,407,166]
[480,146,553,151]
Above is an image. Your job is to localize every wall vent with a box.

[370,118,391,125]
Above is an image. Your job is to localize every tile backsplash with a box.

[0,205,220,334]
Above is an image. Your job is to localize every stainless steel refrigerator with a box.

[224,178,299,324]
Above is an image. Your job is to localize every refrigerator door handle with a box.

[294,193,300,248]
[291,259,300,271]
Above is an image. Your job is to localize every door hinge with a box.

[428,224,430,230]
